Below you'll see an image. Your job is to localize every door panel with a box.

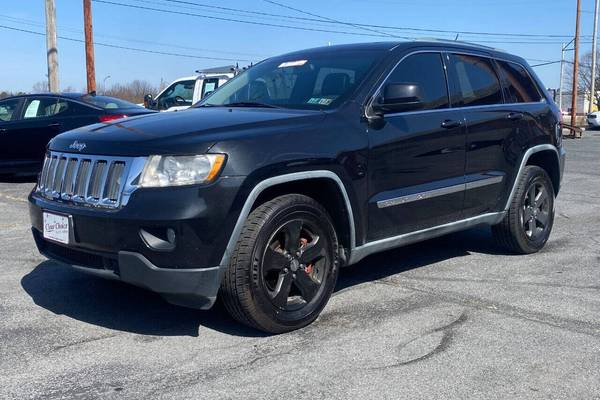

[368,111,466,240]
[444,53,512,217]
[0,98,23,162]
[367,52,466,241]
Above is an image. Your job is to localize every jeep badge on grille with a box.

[69,141,87,152]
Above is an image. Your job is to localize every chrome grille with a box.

[37,152,140,209]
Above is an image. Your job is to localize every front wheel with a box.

[220,194,340,334]
[492,165,555,254]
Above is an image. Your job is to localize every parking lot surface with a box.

[1,134,599,400]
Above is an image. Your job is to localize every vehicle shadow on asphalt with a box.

[20,227,504,338]
[21,261,268,338]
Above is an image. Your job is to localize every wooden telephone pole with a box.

[44,0,59,92]
[570,0,582,137]
[83,0,96,93]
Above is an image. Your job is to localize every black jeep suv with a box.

[29,41,565,333]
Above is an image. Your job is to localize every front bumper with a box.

[33,230,221,308]
[29,176,245,309]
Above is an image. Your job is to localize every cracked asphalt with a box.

[1,134,600,399]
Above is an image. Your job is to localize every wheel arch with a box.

[525,150,561,195]
[219,171,356,268]
[504,144,561,211]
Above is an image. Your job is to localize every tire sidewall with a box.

[513,167,555,252]
[246,199,339,332]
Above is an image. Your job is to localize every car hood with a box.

[50,107,326,156]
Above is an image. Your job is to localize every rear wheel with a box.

[492,165,555,254]
[220,194,339,334]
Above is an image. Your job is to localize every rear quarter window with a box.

[496,60,543,103]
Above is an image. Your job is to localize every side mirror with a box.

[372,83,423,114]
[144,94,154,109]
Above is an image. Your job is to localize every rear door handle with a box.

[507,112,524,121]
[48,122,61,128]
[441,119,462,129]
[0,128,6,134]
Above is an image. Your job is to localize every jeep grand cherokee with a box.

[29,41,566,333]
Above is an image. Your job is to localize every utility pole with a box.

[83,0,96,93]
[560,43,565,112]
[590,0,599,114]
[44,0,59,92]
[570,0,582,137]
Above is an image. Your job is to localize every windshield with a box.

[80,95,143,110]
[197,50,385,110]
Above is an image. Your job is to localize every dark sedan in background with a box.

[0,93,155,175]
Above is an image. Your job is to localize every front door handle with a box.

[441,119,462,129]
[507,112,524,121]
[0,128,6,134]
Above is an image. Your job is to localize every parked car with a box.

[0,93,155,175]
[143,65,238,112]
[29,40,565,333]
[587,111,600,129]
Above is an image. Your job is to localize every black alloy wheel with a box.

[521,181,552,240]
[221,194,339,334]
[493,165,555,254]
[261,219,328,312]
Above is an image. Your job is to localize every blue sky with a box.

[0,0,597,93]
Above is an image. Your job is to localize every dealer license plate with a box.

[43,212,70,245]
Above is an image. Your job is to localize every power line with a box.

[92,0,397,38]
[0,13,269,58]
[158,0,588,40]
[92,0,596,45]
[261,0,405,39]
[0,24,254,62]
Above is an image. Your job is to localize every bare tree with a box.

[32,80,49,93]
[100,80,158,103]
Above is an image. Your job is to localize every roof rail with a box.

[413,37,504,52]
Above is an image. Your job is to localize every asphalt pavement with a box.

[1,134,599,399]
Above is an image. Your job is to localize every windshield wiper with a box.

[222,102,281,109]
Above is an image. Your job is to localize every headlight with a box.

[139,154,226,187]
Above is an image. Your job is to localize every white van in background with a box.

[144,65,239,112]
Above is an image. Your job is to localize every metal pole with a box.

[83,0,96,93]
[590,0,599,113]
[571,0,582,136]
[44,0,59,92]
[559,43,565,112]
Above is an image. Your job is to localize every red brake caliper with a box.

[299,237,313,274]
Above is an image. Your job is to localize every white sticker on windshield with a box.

[278,60,308,68]
[307,97,334,106]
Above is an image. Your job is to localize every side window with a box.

[201,78,220,99]
[447,54,503,107]
[157,80,195,109]
[0,99,21,122]
[385,53,449,111]
[496,60,543,103]
[22,97,63,119]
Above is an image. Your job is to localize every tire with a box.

[220,194,340,334]
[492,165,555,254]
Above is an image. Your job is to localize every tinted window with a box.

[22,97,61,119]
[199,50,384,110]
[80,95,142,109]
[497,61,542,103]
[0,99,20,122]
[385,53,449,110]
[447,54,503,107]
